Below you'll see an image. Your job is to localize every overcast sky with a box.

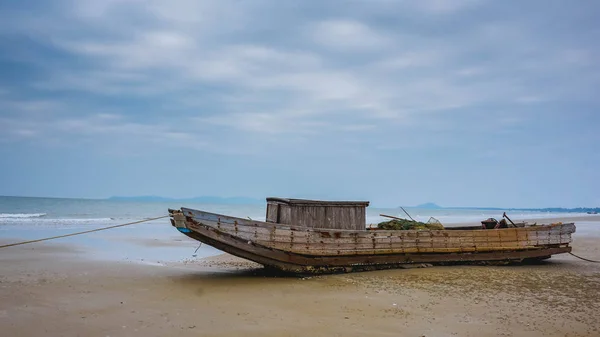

[0,0,599,208]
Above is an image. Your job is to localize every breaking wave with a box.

[0,217,113,223]
[0,213,47,218]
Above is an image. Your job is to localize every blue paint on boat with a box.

[176,227,192,233]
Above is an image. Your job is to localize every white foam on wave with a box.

[0,217,113,224]
[0,213,47,218]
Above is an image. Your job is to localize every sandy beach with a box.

[1,215,599,337]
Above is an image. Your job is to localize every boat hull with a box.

[169,208,575,274]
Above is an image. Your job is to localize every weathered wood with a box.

[250,240,538,255]
[184,209,572,236]
[232,231,566,248]
[266,202,279,223]
[170,207,577,274]
[266,198,370,207]
[173,210,573,274]
[264,198,368,231]
[203,217,571,247]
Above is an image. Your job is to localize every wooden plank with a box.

[246,240,541,255]
[256,240,512,251]
[265,198,370,207]
[257,224,569,240]
[208,220,573,239]
[254,237,540,251]
[213,224,569,246]
[280,205,292,224]
[265,203,278,223]
[246,235,568,246]
[179,219,572,273]
[247,231,567,250]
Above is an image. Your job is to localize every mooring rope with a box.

[569,252,600,263]
[4,216,600,264]
[0,215,169,249]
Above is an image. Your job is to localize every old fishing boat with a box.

[169,198,576,274]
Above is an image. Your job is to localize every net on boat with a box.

[427,217,443,227]
[377,217,444,230]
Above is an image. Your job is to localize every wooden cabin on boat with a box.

[265,197,370,230]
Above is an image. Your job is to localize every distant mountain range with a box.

[107,196,263,205]
[408,202,600,213]
[106,196,599,212]
[415,203,442,209]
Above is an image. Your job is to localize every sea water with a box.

[0,196,595,264]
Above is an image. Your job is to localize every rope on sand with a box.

[569,252,600,263]
[0,215,169,249]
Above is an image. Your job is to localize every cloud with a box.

[373,51,442,70]
[308,19,392,51]
[1,0,599,151]
[0,100,208,151]
[0,0,599,206]
[198,112,327,135]
[407,0,484,14]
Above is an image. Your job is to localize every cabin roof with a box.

[266,197,370,207]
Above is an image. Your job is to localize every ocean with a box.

[1,196,595,265]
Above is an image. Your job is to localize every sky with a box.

[0,0,599,208]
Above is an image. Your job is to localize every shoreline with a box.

[1,238,599,336]
[1,215,599,336]
[1,214,598,265]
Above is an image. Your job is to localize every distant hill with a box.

[107,196,263,205]
[450,206,600,213]
[187,196,263,204]
[108,196,171,202]
[414,202,442,209]
[398,202,599,213]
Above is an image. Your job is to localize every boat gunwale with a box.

[180,207,575,235]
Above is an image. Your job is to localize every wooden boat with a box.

[168,198,576,274]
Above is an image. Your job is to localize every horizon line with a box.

[0,194,598,210]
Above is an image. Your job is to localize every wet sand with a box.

[1,216,599,336]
